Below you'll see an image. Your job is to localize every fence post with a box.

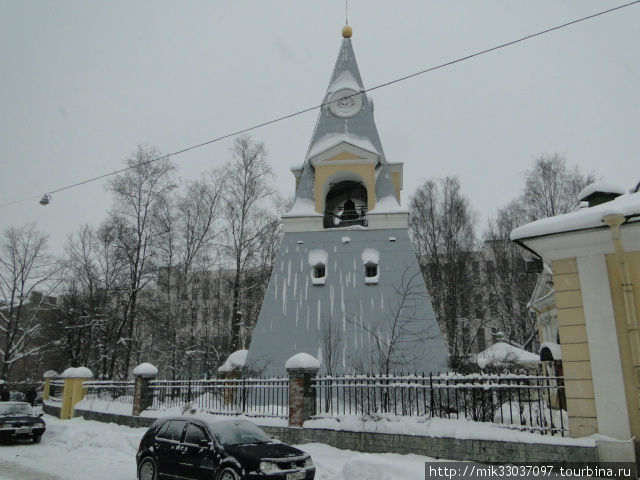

[60,367,93,420]
[133,363,158,416]
[42,370,59,401]
[285,353,320,428]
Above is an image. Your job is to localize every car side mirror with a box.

[38,413,44,417]
[198,438,211,448]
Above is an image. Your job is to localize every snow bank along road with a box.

[0,414,446,480]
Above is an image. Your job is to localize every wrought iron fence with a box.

[81,380,136,410]
[313,372,568,436]
[148,378,289,419]
[47,380,65,404]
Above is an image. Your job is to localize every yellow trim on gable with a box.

[326,152,363,161]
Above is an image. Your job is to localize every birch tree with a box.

[409,177,479,369]
[0,224,61,380]
[221,135,275,352]
[106,145,176,377]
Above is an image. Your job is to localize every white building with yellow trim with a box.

[512,184,640,462]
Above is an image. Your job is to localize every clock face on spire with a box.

[328,88,362,118]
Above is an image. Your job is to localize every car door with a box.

[180,422,219,480]
[154,420,187,477]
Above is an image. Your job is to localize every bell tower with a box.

[246,27,448,375]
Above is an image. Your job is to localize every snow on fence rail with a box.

[148,378,289,419]
[313,372,568,437]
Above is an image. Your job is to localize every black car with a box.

[0,401,46,443]
[136,417,315,480]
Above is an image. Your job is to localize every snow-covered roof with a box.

[474,342,540,369]
[132,363,158,378]
[540,342,562,361]
[306,132,378,160]
[511,191,640,240]
[285,352,321,370]
[217,349,248,373]
[281,198,321,218]
[578,182,626,201]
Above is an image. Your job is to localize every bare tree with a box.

[521,154,595,221]
[409,177,479,369]
[348,268,442,375]
[318,314,343,376]
[106,145,176,377]
[151,172,225,379]
[483,201,538,349]
[222,135,275,352]
[0,224,62,380]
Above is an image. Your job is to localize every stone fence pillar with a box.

[60,367,93,420]
[132,363,158,416]
[42,370,59,401]
[285,353,320,428]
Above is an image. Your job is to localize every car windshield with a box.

[212,420,271,446]
[0,403,34,415]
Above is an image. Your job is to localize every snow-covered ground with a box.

[0,414,448,480]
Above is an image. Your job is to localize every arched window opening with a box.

[364,262,379,284]
[324,180,368,228]
[313,264,326,279]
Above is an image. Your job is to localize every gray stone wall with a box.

[260,426,597,465]
[43,404,597,464]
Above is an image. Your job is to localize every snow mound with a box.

[369,195,408,214]
[328,71,361,94]
[474,343,540,369]
[308,249,328,266]
[285,352,321,370]
[361,248,379,265]
[132,363,158,377]
[218,349,248,373]
[61,367,93,379]
[282,198,322,218]
[341,236,351,244]
[43,370,59,378]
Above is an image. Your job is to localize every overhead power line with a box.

[2,0,638,209]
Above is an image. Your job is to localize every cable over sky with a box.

[2,0,638,209]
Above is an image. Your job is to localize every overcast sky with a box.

[1,0,638,256]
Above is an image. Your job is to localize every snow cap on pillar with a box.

[218,349,248,373]
[61,367,93,379]
[285,352,321,371]
[43,370,59,379]
[133,363,158,378]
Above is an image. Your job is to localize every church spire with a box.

[286,26,404,221]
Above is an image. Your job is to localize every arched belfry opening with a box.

[324,180,368,228]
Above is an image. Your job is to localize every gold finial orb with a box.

[342,25,352,38]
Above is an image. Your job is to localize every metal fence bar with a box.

[311,372,569,437]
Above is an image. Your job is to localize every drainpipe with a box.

[602,214,640,402]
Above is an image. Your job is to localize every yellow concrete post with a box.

[59,367,94,420]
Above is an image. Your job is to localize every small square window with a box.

[312,264,326,285]
[314,264,326,278]
[365,264,377,278]
[364,263,378,284]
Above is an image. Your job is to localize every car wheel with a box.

[32,435,42,444]
[217,467,240,480]
[138,457,158,480]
